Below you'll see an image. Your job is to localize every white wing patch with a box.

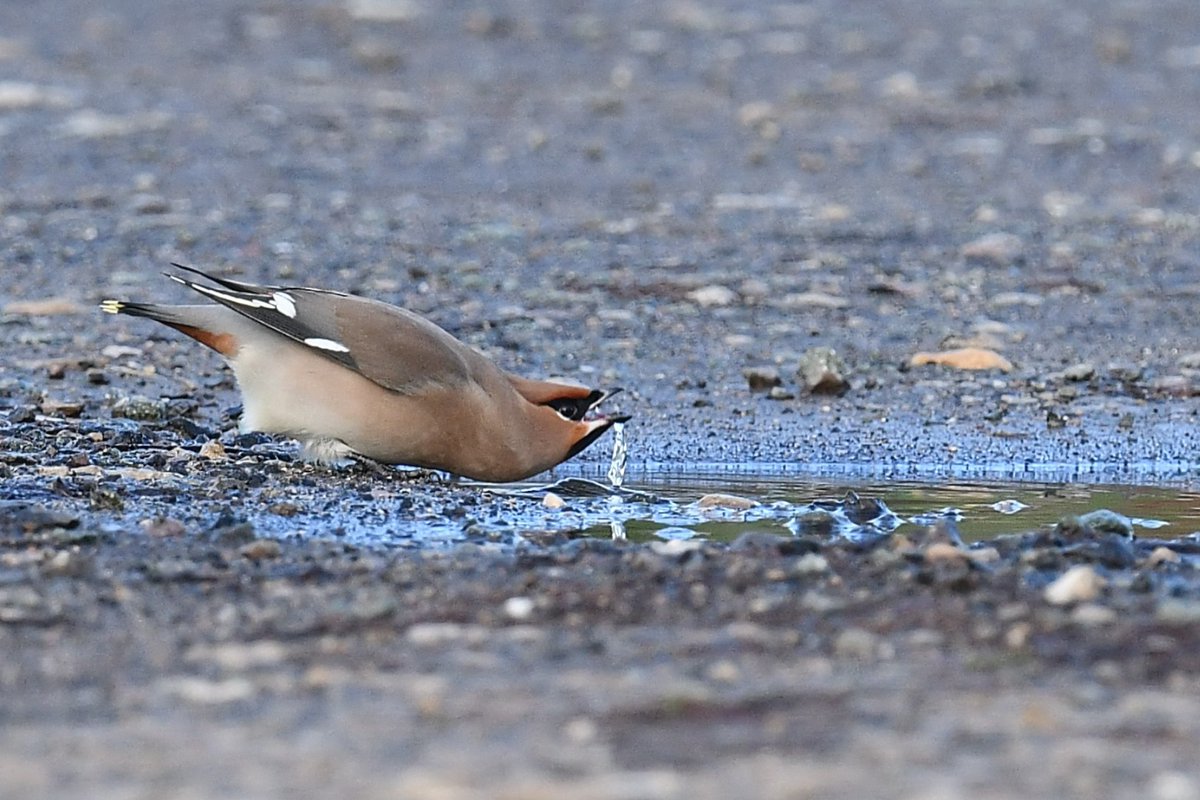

[178,281,275,311]
[170,276,300,319]
[303,337,351,353]
[271,292,297,318]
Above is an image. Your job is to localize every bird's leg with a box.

[346,453,449,483]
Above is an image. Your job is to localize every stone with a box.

[650,539,704,556]
[1076,509,1135,538]
[1155,599,1200,625]
[160,676,256,705]
[1070,602,1117,626]
[0,81,72,109]
[345,0,423,22]
[962,231,1024,264]
[687,284,737,307]
[797,347,849,394]
[923,542,968,563]
[777,291,849,309]
[1044,565,1106,605]
[4,297,84,315]
[502,596,535,621]
[910,347,1014,372]
[793,553,829,574]
[1145,546,1181,566]
[142,517,186,538]
[833,627,878,659]
[1148,771,1200,800]
[1063,362,1096,381]
[238,539,282,560]
[697,493,758,510]
[743,366,782,392]
[39,398,84,417]
[58,109,172,138]
[199,440,227,460]
[111,395,167,420]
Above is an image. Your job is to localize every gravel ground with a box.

[4,0,1200,797]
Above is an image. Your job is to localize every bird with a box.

[101,265,629,482]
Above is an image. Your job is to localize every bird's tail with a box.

[100,299,239,355]
[100,298,188,325]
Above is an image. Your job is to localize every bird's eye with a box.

[548,398,583,420]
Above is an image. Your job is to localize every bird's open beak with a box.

[583,388,629,423]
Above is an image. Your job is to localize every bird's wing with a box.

[170,267,474,394]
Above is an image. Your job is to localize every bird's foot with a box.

[346,454,452,483]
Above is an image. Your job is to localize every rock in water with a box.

[797,347,849,394]
[743,366,782,392]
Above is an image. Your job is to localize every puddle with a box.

[187,461,1200,548]
[479,471,1200,546]
[18,449,1200,549]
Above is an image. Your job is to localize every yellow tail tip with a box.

[100,299,124,314]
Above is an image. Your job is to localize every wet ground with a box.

[4,0,1200,797]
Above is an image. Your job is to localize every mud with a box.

[4,0,1200,797]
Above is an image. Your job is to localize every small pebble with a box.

[502,596,535,621]
[39,398,84,417]
[1070,602,1117,626]
[239,539,282,560]
[1005,622,1031,649]
[743,366,782,392]
[705,660,741,683]
[542,492,566,509]
[199,440,227,460]
[4,297,85,315]
[961,232,1024,265]
[797,346,849,394]
[833,627,879,660]
[162,676,256,705]
[777,291,848,309]
[142,517,187,538]
[406,623,478,646]
[911,347,1013,372]
[1146,546,1181,566]
[111,395,166,420]
[1177,351,1200,369]
[687,285,737,308]
[697,493,758,510]
[650,539,704,556]
[793,553,829,574]
[1063,362,1096,381]
[1150,771,1200,800]
[1076,509,1134,538]
[1044,565,1106,605]
[923,542,968,563]
[969,547,1001,565]
[1155,599,1200,625]
[101,345,143,359]
[562,717,598,744]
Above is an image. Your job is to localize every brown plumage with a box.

[101,265,629,482]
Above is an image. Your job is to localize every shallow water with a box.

[489,469,1200,546]
[112,460,1200,549]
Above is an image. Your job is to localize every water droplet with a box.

[606,421,627,488]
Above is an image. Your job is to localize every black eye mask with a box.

[546,389,608,421]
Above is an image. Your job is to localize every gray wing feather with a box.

[172,269,473,394]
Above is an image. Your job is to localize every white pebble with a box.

[502,596,535,621]
[1044,565,1106,606]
